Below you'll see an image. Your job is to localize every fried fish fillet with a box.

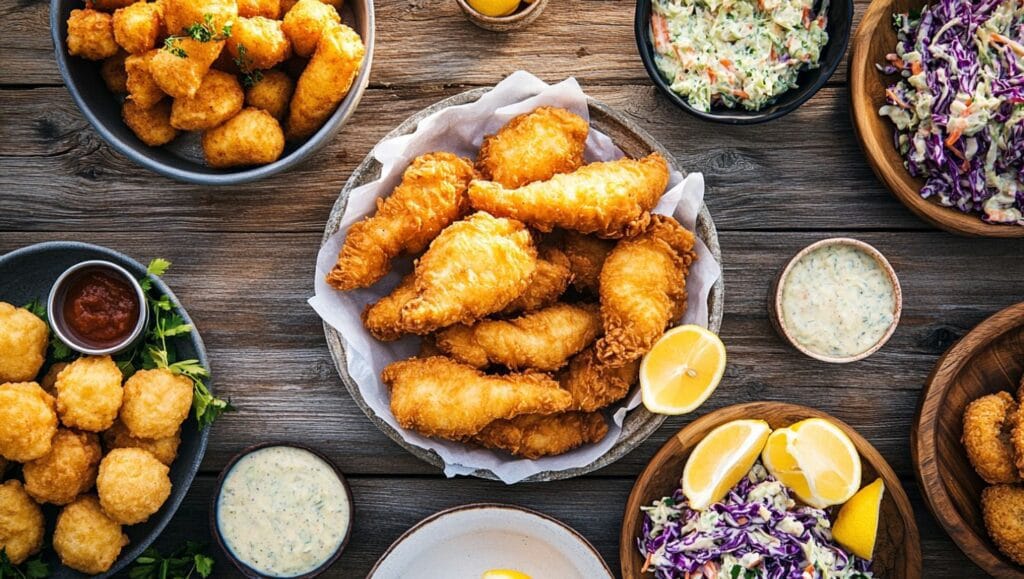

[362,273,418,342]
[382,356,570,439]
[596,215,697,366]
[435,303,602,371]
[399,212,537,334]
[501,246,573,315]
[327,153,476,291]
[468,152,670,238]
[559,346,639,412]
[963,391,1021,484]
[562,231,614,293]
[471,412,608,459]
[476,106,589,188]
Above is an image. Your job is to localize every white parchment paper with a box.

[309,71,722,484]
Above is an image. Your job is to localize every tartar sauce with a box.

[780,243,896,358]
[217,446,351,577]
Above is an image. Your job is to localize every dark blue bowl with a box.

[0,241,212,579]
[49,0,375,185]
[634,0,853,124]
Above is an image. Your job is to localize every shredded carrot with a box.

[886,53,906,69]
[992,32,1024,56]
[733,89,750,99]
[651,13,671,53]
[641,552,654,573]
[708,68,717,83]
[886,88,911,109]
[802,6,811,27]
[720,58,733,68]
[945,128,963,148]
[911,61,923,75]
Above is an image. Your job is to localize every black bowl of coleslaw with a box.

[634,0,853,124]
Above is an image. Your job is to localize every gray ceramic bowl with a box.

[49,0,375,185]
[320,89,725,482]
[0,241,212,579]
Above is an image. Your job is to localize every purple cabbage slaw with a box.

[877,0,1024,225]
[636,464,872,579]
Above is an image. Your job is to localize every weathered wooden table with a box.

[3,0,1023,575]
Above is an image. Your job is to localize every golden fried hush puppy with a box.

[55,356,124,433]
[0,383,57,462]
[39,362,68,395]
[103,420,181,466]
[123,99,179,146]
[238,0,281,18]
[203,107,285,167]
[170,69,244,130]
[281,0,340,58]
[982,484,1024,565]
[96,448,171,524]
[125,49,166,108]
[0,481,44,565]
[963,391,1021,484]
[228,17,292,71]
[162,0,237,36]
[113,1,162,54]
[67,9,120,61]
[245,69,294,119]
[285,23,364,140]
[150,38,225,99]
[53,495,129,575]
[120,368,193,439]
[101,51,129,93]
[23,429,102,506]
[0,302,48,383]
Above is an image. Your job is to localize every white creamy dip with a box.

[780,243,896,358]
[217,446,351,577]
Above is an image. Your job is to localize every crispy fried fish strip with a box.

[562,231,614,293]
[501,246,573,315]
[383,356,570,439]
[471,412,608,459]
[361,273,418,342]
[328,152,476,291]
[468,153,670,238]
[476,106,589,188]
[559,346,639,412]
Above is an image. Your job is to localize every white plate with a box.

[368,504,613,579]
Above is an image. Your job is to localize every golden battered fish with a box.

[501,246,573,315]
[362,273,418,342]
[559,346,639,412]
[561,231,614,293]
[471,412,608,459]
[476,106,589,188]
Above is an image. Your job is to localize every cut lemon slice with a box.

[466,0,520,16]
[832,477,885,560]
[482,571,531,579]
[682,419,771,510]
[761,418,862,508]
[641,325,726,415]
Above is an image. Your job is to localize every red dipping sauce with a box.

[62,268,141,348]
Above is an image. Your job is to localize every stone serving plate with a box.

[320,89,724,482]
[0,241,211,579]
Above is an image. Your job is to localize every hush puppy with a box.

[55,356,124,433]
[238,0,280,18]
[203,107,285,167]
[150,38,225,99]
[67,9,120,61]
[39,361,68,395]
[120,368,193,439]
[0,382,57,462]
[162,0,237,36]
[53,495,129,574]
[0,481,44,565]
[0,302,49,383]
[125,49,166,108]
[124,99,179,146]
[228,16,292,71]
[23,429,102,505]
[113,1,162,55]
[963,391,1020,484]
[285,22,364,140]
[101,52,130,94]
[281,0,340,58]
[245,69,294,119]
[982,484,1024,565]
[103,419,181,466]
[170,69,244,130]
[96,448,171,524]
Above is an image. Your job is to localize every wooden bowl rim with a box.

[771,237,903,363]
[619,401,922,578]
[848,0,1024,238]
[913,302,1024,577]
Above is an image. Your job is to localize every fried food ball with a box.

[125,49,166,108]
[53,495,129,574]
[227,16,292,71]
[67,9,120,61]
[92,0,137,11]
[55,356,124,433]
[983,484,1024,565]
[96,448,171,524]
[0,481,44,565]
[963,391,1021,484]
[281,0,340,58]
[23,429,102,505]
[238,0,280,19]
[285,23,364,140]
[39,362,68,396]
[150,38,225,99]
[103,419,180,466]
[123,99,179,146]
[202,107,285,167]
[170,69,244,130]
[245,69,294,119]
[120,368,193,439]
[0,302,48,383]
[0,382,57,462]
[162,0,236,35]
[113,1,162,54]
[100,51,129,93]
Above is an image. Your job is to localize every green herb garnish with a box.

[164,13,232,58]
[0,550,49,579]
[232,44,264,87]
[128,542,214,579]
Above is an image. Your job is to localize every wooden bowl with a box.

[620,402,922,578]
[914,302,1024,577]
[849,0,1024,237]
[455,0,548,32]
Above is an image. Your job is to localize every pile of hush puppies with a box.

[0,302,195,574]
[64,0,366,168]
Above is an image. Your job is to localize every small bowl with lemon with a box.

[620,402,922,578]
[456,0,549,32]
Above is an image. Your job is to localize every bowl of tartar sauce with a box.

[770,238,902,364]
[211,443,354,578]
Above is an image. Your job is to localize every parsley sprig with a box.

[0,550,48,579]
[232,44,264,87]
[164,14,232,58]
[129,542,214,579]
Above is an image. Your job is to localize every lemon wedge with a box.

[761,418,862,508]
[466,0,521,17]
[482,570,531,579]
[682,419,771,510]
[640,325,726,415]
[832,478,885,560]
